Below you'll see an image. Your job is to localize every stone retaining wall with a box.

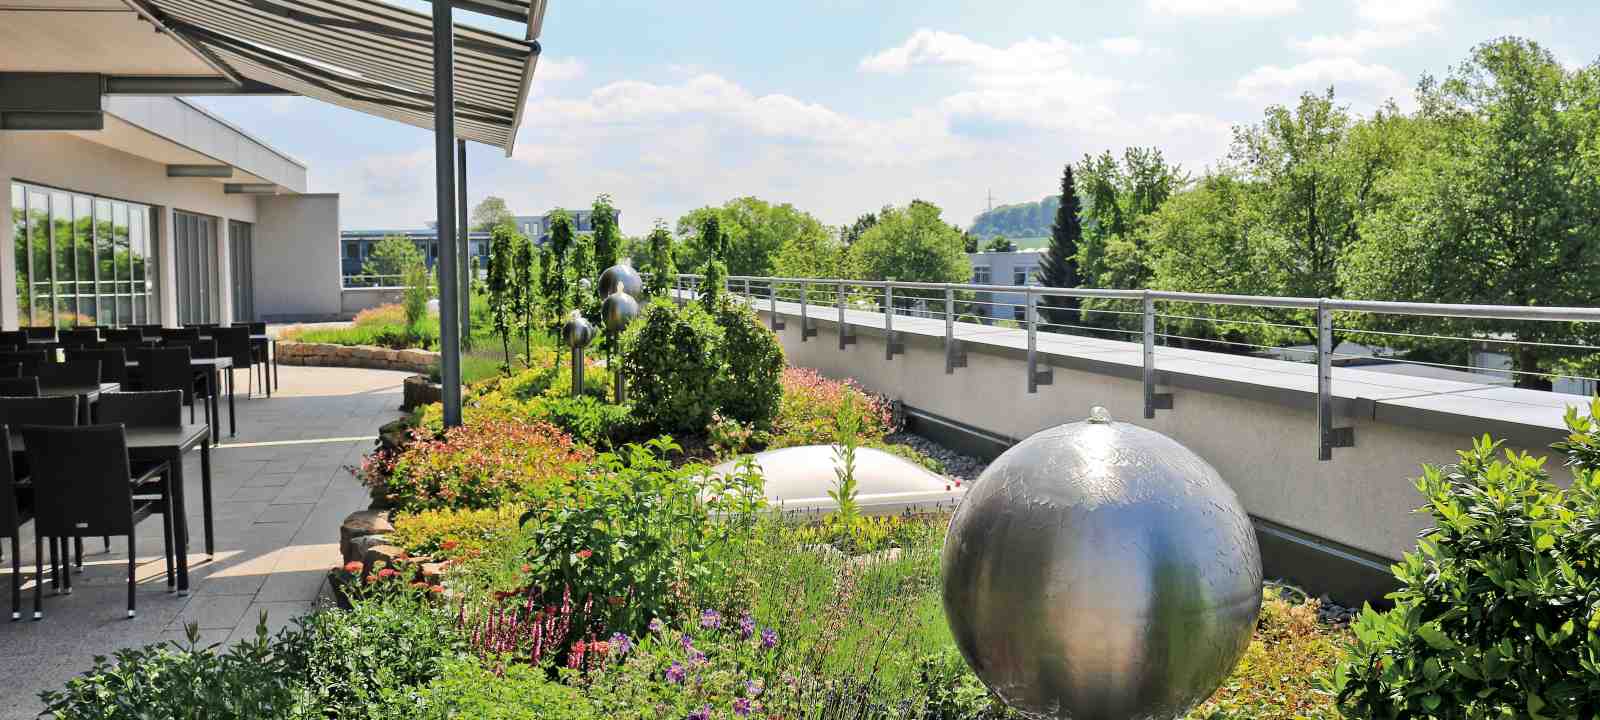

[277,341,438,374]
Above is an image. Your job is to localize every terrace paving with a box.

[0,365,409,720]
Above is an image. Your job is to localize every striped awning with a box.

[133,0,545,155]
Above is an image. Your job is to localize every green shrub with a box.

[379,658,594,720]
[278,589,468,718]
[770,367,895,448]
[709,296,785,428]
[389,504,526,561]
[40,618,305,719]
[401,261,432,341]
[1333,404,1600,719]
[363,419,589,514]
[287,303,439,350]
[524,395,640,449]
[621,301,725,433]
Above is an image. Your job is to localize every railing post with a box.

[798,280,816,340]
[1142,292,1172,418]
[884,280,903,359]
[944,286,962,373]
[1317,300,1354,460]
[742,277,751,304]
[1026,290,1051,392]
[837,280,855,349]
[769,279,784,331]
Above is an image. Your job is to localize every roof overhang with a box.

[0,1,547,156]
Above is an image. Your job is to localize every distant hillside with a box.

[970,195,1059,239]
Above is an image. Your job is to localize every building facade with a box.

[513,209,605,245]
[3,96,342,325]
[340,229,491,281]
[966,249,1045,321]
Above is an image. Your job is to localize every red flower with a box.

[576,549,593,560]
[440,539,459,551]
[342,561,363,574]
[378,567,398,579]
[429,585,444,594]
[520,564,532,574]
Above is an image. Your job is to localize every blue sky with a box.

[193,0,1600,235]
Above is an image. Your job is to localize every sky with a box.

[192,0,1600,236]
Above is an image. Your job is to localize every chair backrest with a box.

[0,331,25,347]
[135,347,193,401]
[102,328,137,345]
[132,324,163,340]
[22,424,135,537]
[0,429,19,534]
[67,347,127,384]
[0,350,47,376]
[0,377,40,397]
[160,327,200,344]
[0,362,21,379]
[248,322,267,336]
[37,359,100,390]
[59,328,99,347]
[216,325,253,366]
[23,326,55,342]
[97,390,183,428]
[188,339,218,360]
[0,395,77,426]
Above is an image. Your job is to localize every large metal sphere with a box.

[942,407,1261,720]
[561,311,594,349]
[598,264,643,299]
[601,291,640,332]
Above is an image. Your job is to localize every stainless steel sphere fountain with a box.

[941,407,1261,720]
[601,291,640,333]
[560,310,594,349]
[598,263,643,299]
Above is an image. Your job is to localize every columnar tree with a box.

[486,223,517,367]
[1036,164,1083,328]
[511,229,536,363]
[697,215,726,308]
[643,220,675,298]
[544,210,574,336]
[591,193,620,274]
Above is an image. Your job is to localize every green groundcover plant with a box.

[1332,398,1600,719]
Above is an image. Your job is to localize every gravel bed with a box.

[886,432,989,484]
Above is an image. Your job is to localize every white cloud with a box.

[1233,57,1413,110]
[1100,36,1146,57]
[1147,0,1298,17]
[1354,0,1448,26]
[1290,0,1449,55]
[532,57,586,84]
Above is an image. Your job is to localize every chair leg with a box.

[189,398,195,424]
[75,536,84,572]
[33,533,44,620]
[10,533,20,621]
[104,536,110,553]
[127,530,136,619]
[162,484,176,592]
[48,537,59,593]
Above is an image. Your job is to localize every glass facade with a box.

[10,182,157,327]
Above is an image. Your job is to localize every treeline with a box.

[970,196,1061,240]
[1055,38,1600,388]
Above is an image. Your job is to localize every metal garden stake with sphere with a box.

[598,264,642,403]
[560,310,593,399]
[941,406,1263,720]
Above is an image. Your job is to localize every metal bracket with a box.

[838,281,855,349]
[768,282,785,330]
[1142,293,1171,418]
[947,343,967,371]
[802,323,818,340]
[1032,368,1054,391]
[886,332,904,358]
[1317,301,1355,460]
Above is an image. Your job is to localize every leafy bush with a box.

[770,367,895,448]
[709,296,785,428]
[40,618,305,719]
[1191,588,1347,719]
[622,301,725,433]
[285,303,440,350]
[416,359,635,447]
[401,261,433,341]
[364,419,589,514]
[389,504,526,561]
[278,588,468,718]
[520,439,766,637]
[1333,403,1600,719]
[379,658,594,720]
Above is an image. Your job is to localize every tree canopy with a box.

[675,197,830,277]
[470,196,515,231]
[845,201,970,283]
[360,236,425,280]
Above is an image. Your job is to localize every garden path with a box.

[0,365,408,719]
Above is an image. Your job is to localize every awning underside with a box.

[138,0,540,154]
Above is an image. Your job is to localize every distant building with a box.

[512,209,609,245]
[966,249,1046,321]
[340,228,492,279]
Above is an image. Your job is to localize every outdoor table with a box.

[8,423,212,594]
[125,357,235,441]
[38,381,121,424]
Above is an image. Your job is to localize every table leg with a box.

[209,371,220,443]
[170,451,190,595]
[226,368,236,437]
[201,439,213,558]
[272,340,279,391]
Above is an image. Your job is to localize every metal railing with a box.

[668,273,1600,461]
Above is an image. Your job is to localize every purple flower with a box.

[648,618,665,634]
[665,661,687,684]
[737,613,755,639]
[759,627,778,650]
[746,680,764,698]
[700,609,722,629]
[609,632,633,657]
[687,705,711,720]
[680,634,696,652]
[733,697,752,717]
[688,649,707,665]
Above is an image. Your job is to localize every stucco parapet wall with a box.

[276,341,437,374]
[705,293,1583,453]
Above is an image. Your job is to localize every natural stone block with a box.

[339,509,393,558]
[345,534,392,564]
[362,544,406,575]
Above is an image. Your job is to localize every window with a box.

[973,266,991,285]
[11,182,158,327]
[1013,305,1027,322]
[345,242,360,259]
[1014,265,1036,286]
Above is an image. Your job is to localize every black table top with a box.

[37,381,120,398]
[8,423,209,453]
[124,357,235,370]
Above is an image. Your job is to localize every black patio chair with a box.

[23,424,173,619]
[248,323,271,389]
[0,350,48,376]
[0,331,25,347]
[215,326,255,396]
[0,378,39,397]
[0,363,21,379]
[0,397,79,577]
[22,327,55,342]
[97,390,185,586]
[135,348,208,426]
[101,328,139,345]
[67,348,128,387]
[160,328,200,345]
[58,328,99,348]
[1,431,29,620]
[36,359,101,391]
[130,325,163,341]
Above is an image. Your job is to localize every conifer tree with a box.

[1037,164,1083,328]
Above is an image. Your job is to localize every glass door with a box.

[229,220,255,322]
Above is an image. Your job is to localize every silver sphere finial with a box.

[1087,406,1113,424]
[598,264,644,299]
[602,291,640,332]
[561,310,594,349]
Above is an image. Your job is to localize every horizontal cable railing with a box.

[665,272,1600,461]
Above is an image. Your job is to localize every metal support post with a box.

[1317,301,1354,460]
[431,1,463,428]
[1026,290,1052,392]
[799,281,816,340]
[456,139,471,351]
[570,347,583,399]
[769,280,785,330]
[1142,293,1172,419]
[884,281,903,359]
[944,286,963,373]
[838,281,855,349]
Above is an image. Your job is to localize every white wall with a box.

[1,131,261,329]
[252,193,342,321]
